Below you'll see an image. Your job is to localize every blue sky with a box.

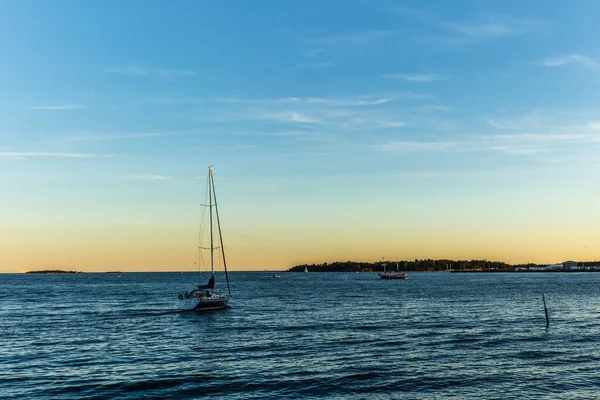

[1,0,600,271]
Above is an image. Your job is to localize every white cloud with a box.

[384,73,444,82]
[28,105,85,110]
[104,65,196,79]
[540,54,598,68]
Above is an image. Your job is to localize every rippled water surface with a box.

[2,272,600,399]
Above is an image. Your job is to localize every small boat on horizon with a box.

[304,266,308,273]
[379,259,408,280]
[178,166,232,311]
[272,274,280,278]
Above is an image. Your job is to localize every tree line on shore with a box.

[287,259,590,272]
[26,270,82,274]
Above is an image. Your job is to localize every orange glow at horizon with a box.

[2,221,599,272]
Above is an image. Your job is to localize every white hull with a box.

[178,294,230,311]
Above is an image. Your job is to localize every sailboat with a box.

[178,166,232,311]
[304,266,308,273]
[379,258,408,280]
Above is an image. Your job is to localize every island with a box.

[288,259,600,273]
[25,270,83,274]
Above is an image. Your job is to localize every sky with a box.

[1,0,600,272]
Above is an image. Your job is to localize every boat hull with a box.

[380,274,408,280]
[178,294,230,311]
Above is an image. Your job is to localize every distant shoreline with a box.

[289,260,600,273]
[25,270,83,274]
[448,269,600,273]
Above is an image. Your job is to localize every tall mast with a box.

[211,167,232,296]
[209,166,214,280]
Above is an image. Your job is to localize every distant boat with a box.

[304,266,308,273]
[380,259,408,280]
[272,274,280,278]
[178,166,231,311]
[380,272,408,280]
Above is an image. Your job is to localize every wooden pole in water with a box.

[542,293,549,328]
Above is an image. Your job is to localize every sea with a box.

[2,271,600,399]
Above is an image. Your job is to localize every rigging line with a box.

[211,168,232,297]
[209,166,215,296]
[200,184,210,272]
[195,174,211,273]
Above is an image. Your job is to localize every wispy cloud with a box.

[446,22,516,38]
[383,73,444,82]
[194,93,437,136]
[292,62,337,70]
[485,111,600,132]
[307,48,328,57]
[302,30,403,58]
[104,65,196,80]
[227,108,409,129]
[64,132,172,141]
[374,140,454,152]
[204,144,259,149]
[125,174,173,182]
[233,130,319,137]
[372,108,600,157]
[218,94,426,107]
[399,170,512,179]
[28,105,85,110]
[492,132,600,144]
[306,30,396,44]
[483,132,600,154]
[374,129,600,155]
[258,112,322,124]
[139,96,201,104]
[0,152,114,158]
[540,54,598,68]
[394,8,542,43]
[440,15,542,42]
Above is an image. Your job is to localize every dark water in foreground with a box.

[2,272,600,399]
